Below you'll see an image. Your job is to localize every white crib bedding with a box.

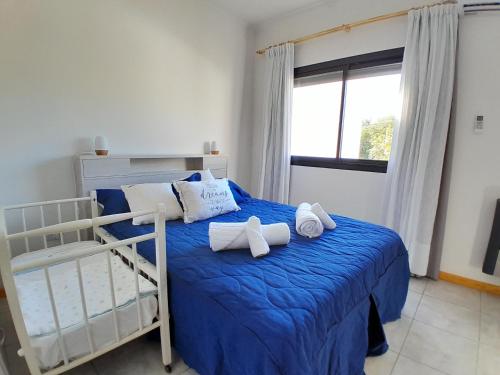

[31,295,157,369]
[11,241,159,369]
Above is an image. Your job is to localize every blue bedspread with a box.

[104,198,409,375]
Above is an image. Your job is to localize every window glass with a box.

[291,72,342,157]
[341,65,401,160]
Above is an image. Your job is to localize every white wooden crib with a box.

[0,196,172,374]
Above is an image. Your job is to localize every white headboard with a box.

[74,154,227,197]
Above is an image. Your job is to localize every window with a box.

[292,72,342,158]
[291,48,404,173]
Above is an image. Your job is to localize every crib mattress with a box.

[11,241,158,369]
[30,294,157,369]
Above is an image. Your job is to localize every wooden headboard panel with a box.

[75,154,227,197]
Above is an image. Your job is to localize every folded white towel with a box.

[295,202,324,238]
[209,221,290,251]
[246,216,270,258]
[311,203,337,230]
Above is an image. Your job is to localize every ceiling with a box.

[209,0,335,24]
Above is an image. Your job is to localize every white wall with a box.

[439,12,500,283]
[290,166,386,222]
[0,0,253,208]
[252,0,500,284]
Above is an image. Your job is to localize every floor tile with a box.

[0,298,10,315]
[0,299,20,347]
[409,277,428,294]
[4,345,30,375]
[363,350,397,375]
[4,344,97,375]
[401,320,477,375]
[480,313,500,349]
[182,369,199,375]
[402,290,421,319]
[0,312,20,347]
[66,364,98,375]
[481,292,500,316]
[424,280,480,311]
[392,355,446,375]
[415,295,480,340]
[92,337,188,375]
[171,350,190,374]
[383,317,411,353]
[0,299,10,314]
[477,343,500,375]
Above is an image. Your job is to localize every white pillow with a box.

[121,183,183,225]
[173,179,240,223]
[200,169,215,181]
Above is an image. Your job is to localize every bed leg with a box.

[165,364,172,373]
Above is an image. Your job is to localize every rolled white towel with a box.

[295,202,324,238]
[246,216,270,258]
[209,221,290,251]
[311,203,337,230]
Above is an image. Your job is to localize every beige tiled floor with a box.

[1,279,499,375]
[365,278,500,375]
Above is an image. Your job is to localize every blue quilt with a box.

[104,198,409,375]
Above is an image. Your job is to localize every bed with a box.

[100,195,410,375]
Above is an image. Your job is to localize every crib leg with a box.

[165,364,172,373]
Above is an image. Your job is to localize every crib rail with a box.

[6,219,93,242]
[2,197,91,211]
[6,209,153,242]
[11,232,157,274]
[0,197,171,375]
[2,197,93,255]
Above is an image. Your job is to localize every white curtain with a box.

[258,43,294,203]
[383,4,459,276]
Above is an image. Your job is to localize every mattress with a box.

[30,295,157,369]
[105,197,410,375]
[11,242,159,369]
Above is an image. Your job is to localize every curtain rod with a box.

[256,0,456,55]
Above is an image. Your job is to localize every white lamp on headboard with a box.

[210,141,219,155]
[94,136,109,156]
